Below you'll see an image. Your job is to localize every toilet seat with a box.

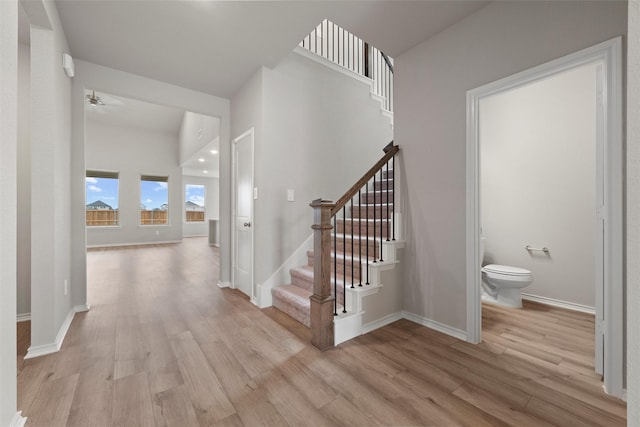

[482,264,533,282]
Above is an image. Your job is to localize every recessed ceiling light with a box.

[210,150,218,155]
[203,170,208,174]
[198,158,205,162]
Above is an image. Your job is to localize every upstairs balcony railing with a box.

[300,19,394,112]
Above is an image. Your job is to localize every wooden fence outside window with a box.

[186,211,205,222]
[87,209,202,225]
[86,210,119,226]
[141,210,168,225]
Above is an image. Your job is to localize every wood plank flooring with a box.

[17,237,626,426]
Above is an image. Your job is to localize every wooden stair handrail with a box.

[331,143,399,217]
[380,51,394,74]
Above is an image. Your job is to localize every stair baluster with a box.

[373,171,377,263]
[386,161,391,242]
[343,207,348,310]
[333,215,337,316]
[358,190,363,287]
[379,169,384,262]
[274,143,398,350]
[392,154,396,241]
[350,199,354,289]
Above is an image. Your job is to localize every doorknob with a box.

[244,222,251,228]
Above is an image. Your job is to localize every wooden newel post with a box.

[309,198,335,350]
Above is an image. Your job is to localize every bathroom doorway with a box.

[466,38,623,397]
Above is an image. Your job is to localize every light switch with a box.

[254,187,258,199]
[287,189,295,202]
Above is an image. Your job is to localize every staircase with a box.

[271,144,401,347]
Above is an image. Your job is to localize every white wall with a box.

[182,175,219,237]
[231,67,263,158]
[627,0,640,422]
[70,59,231,310]
[480,63,597,308]
[0,0,19,423]
[231,51,393,292]
[17,41,31,317]
[85,121,182,246]
[395,1,627,331]
[179,111,220,166]
[29,0,73,349]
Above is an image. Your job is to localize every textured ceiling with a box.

[55,1,489,98]
[84,91,184,135]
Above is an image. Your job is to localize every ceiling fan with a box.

[85,90,105,107]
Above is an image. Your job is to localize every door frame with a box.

[231,127,255,302]
[465,38,623,397]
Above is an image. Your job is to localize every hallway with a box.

[16,237,626,426]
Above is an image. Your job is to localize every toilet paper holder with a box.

[525,245,549,253]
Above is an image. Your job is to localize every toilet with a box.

[480,237,533,308]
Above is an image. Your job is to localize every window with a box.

[140,175,169,225]
[86,171,119,226]
[185,184,205,222]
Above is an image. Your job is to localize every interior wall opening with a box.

[82,90,221,303]
[478,61,601,377]
[466,38,624,398]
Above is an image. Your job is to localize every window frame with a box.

[140,175,170,226]
[184,183,206,223]
[85,170,120,227]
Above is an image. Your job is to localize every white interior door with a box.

[232,129,254,299]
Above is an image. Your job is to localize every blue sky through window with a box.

[141,180,168,210]
[185,184,205,207]
[86,177,119,209]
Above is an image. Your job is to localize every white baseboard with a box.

[74,304,90,313]
[16,313,31,323]
[87,240,182,249]
[10,411,26,427]
[401,310,468,341]
[257,284,270,308]
[361,312,403,334]
[217,280,231,288]
[521,293,595,315]
[259,234,313,308]
[24,308,75,359]
[355,310,467,343]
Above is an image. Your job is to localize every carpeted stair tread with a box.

[271,284,311,327]
[290,265,353,293]
[349,204,394,219]
[336,218,392,238]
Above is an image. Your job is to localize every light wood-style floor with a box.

[17,237,626,426]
